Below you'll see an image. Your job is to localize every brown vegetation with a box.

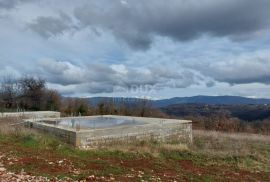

[162,104,270,135]
[93,98,167,118]
[187,113,270,135]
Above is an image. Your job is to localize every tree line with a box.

[162,104,270,135]
[0,76,165,118]
[0,76,61,112]
[187,112,270,135]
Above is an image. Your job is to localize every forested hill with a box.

[86,96,270,107]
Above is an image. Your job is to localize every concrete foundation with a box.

[26,115,192,147]
[1,111,60,119]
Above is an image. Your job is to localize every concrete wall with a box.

[1,111,60,119]
[26,115,192,147]
[78,122,192,147]
[26,122,78,146]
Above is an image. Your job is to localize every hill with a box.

[152,95,270,107]
[86,96,270,107]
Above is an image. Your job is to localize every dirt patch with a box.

[120,158,153,169]
[179,160,205,175]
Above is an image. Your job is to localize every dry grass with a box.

[99,141,189,157]
[105,130,270,172]
[0,117,37,136]
[79,129,270,162]
[192,130,270,155]
[161,143,189,151]
[194,129,270,143]
[192,130,270,172]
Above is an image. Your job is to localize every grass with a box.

[0,117,270,181]
[191,130,270,172]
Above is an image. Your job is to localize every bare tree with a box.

[18,76,46,111]
[44,89,61,111]
[61,98,91,116]
[0,75,19,110]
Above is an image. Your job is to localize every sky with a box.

[0,0,270,99]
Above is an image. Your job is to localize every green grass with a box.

[96,165,125,176]
[56,145,141,160]
[20,135,39,148]
[0,134,5,140]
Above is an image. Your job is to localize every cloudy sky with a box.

[0,0,270,99]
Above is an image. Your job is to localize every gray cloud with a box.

[22,0,270,49]
[38,54,270,92]
[198,55,270,85]
[0,66,21,79]
[0,0,34,10]
[39,59,86,85]
[73,0,270,49]
[78,82,115,94]
[28,13,72,38]
[39,59,69,74]
[206,81,215,87]
[0,0,18,9]
[1,0,270,98]
[39,59,200,94]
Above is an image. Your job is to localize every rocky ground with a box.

[0,152,164,182]
[0,154,49,182]
[0,153,119,182]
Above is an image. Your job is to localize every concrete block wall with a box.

[1,111,60,119]
[26,116,192,147]
[27,122,77,146]
[78,122,192,147]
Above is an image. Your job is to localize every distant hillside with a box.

[86,97,145,106]
[86,96,270,107]
[152,96,270,107]
[161,104,270,121]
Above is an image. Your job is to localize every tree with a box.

[44,90,61,111]
[97,102,105,115]
[18,76,46,110]
[61,98,91,116]
[137,99,151,117]
[0,75,19,110]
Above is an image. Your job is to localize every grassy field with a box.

[0,118,270,181]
